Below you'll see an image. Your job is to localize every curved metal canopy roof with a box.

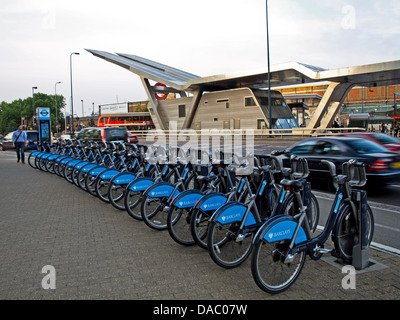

[86,49,400,92]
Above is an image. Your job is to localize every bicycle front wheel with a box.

[333,204,374,263]
[251,240,306,294]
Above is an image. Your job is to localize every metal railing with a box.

[128,127,367,141]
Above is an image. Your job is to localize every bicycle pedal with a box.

[235,233,247,242]
[314,247,333,254]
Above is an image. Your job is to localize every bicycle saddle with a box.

[279,178,307,189]
[197,175,217,182]
[230,165,253,176]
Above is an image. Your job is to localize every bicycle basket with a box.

[342,160,367,187]
[290,156,309,179]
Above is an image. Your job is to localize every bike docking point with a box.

[351,190,371,270]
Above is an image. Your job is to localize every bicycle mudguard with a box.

[47,154,62,161]
[73,161,91,170]
[127,177,155,192]
[30,151,42,157]
[36,152,48,159]
[40,153,52,160]
[171,189,204,209]
[66,159,82,167]
[98,169,121,180]
[110,172,136,185]
[80,164,101,173]
[210,202,257,226]
[194,192,228,212]
[252,215,307,246]
[60,157,75,165]
[144,181,180,199]
[54,155,69,162]
[87,166,108,176]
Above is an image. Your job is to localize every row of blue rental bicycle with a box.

[28,139,374,294]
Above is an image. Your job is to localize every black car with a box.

[284,136,400,188]
[77,127,128,143]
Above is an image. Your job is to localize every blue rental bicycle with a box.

[251,159,374,294]
[189,153,280,250]
[206,154,320,269]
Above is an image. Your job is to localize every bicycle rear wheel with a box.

[39,155,50,172]
[167,206,195,246]
[284,193,320,232]
[45,156,58,174]
[251,240,306,294]
[124,189,143,220]
[77,170,88,190]
[95,177,111,203]
[190,208,212,249]
[207,220,253,269]
[109,182,127,210]
[141,195,169,230]
[28,152,40,169]
[35,154,45,170]
[85,173,98,196]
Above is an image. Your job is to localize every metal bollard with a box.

[351,189,370,270]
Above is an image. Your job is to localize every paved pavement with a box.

[0,150,399,302]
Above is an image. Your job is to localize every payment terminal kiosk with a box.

[36,107,51,152]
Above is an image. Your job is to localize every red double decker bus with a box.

[98,112,155,132]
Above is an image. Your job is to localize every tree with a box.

[0,93,65,135]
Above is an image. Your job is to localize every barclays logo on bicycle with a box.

[178,200,197,207]
[268,229,291,240]
[220,213,241,223]
[150,190,170,197]
[264,220,307,244]
[201,202,225,210]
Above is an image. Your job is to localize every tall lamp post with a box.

[55,81,61,136]
[394,92,400,135]
[266,0,272,133]
[81,99,84,129]
[32,86,38,129]
[70,52,79,136]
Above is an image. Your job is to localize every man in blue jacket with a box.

[12,125,27,164]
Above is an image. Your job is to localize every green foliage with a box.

[0,93,65,135]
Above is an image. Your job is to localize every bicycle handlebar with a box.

[321,159,367,188]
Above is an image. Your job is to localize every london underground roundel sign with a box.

[154,83,168,100]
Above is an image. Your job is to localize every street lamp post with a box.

[32,86,38,129]
[55,81,61,136]
[394,92,400,135]
[70,52,80,136]
[266,0,272,134]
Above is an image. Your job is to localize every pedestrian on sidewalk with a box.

[12,125,27,164]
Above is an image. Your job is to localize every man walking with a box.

[12,125,27,164]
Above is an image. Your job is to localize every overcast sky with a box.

[1,0,400,116]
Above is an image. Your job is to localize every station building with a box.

[86,49,400,133]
